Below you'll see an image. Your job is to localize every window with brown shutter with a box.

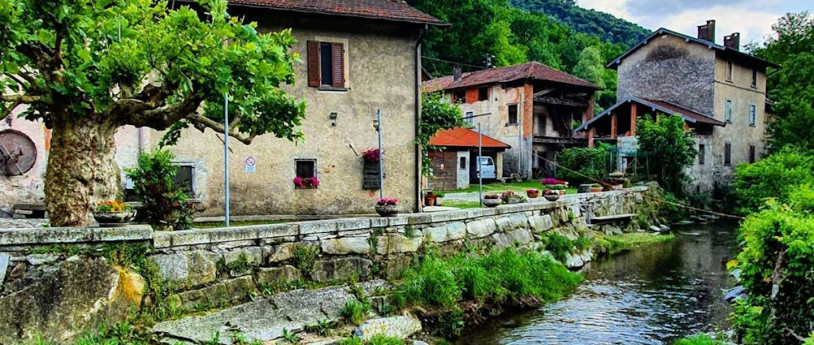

[307,40,347,90]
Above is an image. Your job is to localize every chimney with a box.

[697,20,716,43]
[724,33,740,51]
[453,66,462,82]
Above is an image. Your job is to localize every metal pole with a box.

[377,109,383,199]
[478,123,483,207]
[224,92,230,228]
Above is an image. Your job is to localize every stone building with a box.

[423,62,601,179]
[576,20,778,195]
[0,0,445,217]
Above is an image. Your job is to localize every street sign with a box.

[244,156,256,173]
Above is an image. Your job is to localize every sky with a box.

[575,0,812,46]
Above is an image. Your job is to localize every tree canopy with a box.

[636,115,697,195]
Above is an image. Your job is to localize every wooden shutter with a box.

[331,43,344,88]
[307,41,320,87]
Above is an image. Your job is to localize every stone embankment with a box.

[0,187,661,344]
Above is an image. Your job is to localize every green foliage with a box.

[573,236,593,250]
[341,300,370,325]
[672,334,727,345]
[281,328,300,344]
[659,191,689,223]
[339,336,364,345]
[125,149,194,231]
[291,244,318,273]
[75,322,155,345]
[728,191,814,344]
[636,115,697,195]
[544,233,574,262]
[748,13,814,154]
[732,147,814,214]
[304,319,336,337]
[367,335,406,345]
[571,46,605,88]
[555,146,608,185]
[419,92,467,177]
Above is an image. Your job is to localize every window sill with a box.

[505,123,518,127]
[317,86,349,92]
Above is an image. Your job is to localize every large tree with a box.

[0,0,306,226]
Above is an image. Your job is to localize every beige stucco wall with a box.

[149,20,420,216]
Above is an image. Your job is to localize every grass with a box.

[596,232,675,255]
[672,334,727,345]
[454,181,577,194]
[440,200,482,209]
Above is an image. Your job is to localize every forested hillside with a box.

[409,0,646,112]
[509,0,650,46]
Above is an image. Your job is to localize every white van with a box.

[474,156,496,180]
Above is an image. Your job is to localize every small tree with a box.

[636,115,697,195]
[417,92,466,177]
[555,145,607,185]
[0,0,306,226]
[125,149,194,231]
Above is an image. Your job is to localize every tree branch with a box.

[188,114,256,145]
[1,94,42,103]
[122,93,203,129]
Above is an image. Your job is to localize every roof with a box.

[606,28,779,70]
[422,61,602,91]
[574,96,725,132]
[224,0,447,26]
[429,128,511,149]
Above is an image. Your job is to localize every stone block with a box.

[377,234,422,254]
[336,218,371,231]
[466,219,497,238]
[355,314,422,341]
[25,254,59,266]
[168,230,211,247]
[221,247,262,267]
[208,227,259,244]
[90,226,153,242]
[257,224,299,239]
[388,216,409,226]
[529,215,553,232]
[424,222,466,242]
[0,253,8,287]
[491,229,532,249]
[174,276,255,311]
[369,217,389,228]
[299,220,337,235]
[153,232,172,248]
[407,214,433,225]
[495,217,513,233]
[149,251,219,288]
[321,237,371,255]
[264,244,293,263]
[254,265,303,285]
[310,258,372,283]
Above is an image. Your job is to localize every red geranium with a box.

[363,149,381,162]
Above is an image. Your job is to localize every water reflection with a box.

[457,223,738,345]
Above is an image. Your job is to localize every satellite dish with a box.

[0,129,37,176]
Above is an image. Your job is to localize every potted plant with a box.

[590,183,603,193]
[424,191,437,207]
[293,176,320,189]
[501,191,526,204]
[434,191,446,206]
[526,189,540,198]
[93,201,137,227]
[482,194,501,207]
[543,189,561,201]
[547,184,567,195]
[375,198,399,217]
[363,149,381,162]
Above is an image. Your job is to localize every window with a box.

[724,143,732,166]
[726,60,733,82]
[698,144,705,165]
[295,159,317,178]
[749,104,756,126]
[751,69,758,88]
[453,90,466,104]
[478,87,489,101]
[749,145,756,164]
[459,156,467,170]
[464,110,474,124]
[307,40,345,89]
[725,99,732,123]
[507,104,518,125]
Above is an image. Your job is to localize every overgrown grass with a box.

[390,247,581,336]
[595,232,675,255]
[543,233,575,262]
[672,334,727,345]
[341,299,370,325]
[439,200,482,209]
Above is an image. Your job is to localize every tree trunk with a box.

[45,117,121,227]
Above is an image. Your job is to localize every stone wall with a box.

[0,189,651,343]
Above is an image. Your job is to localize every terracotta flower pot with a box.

[590,187,603,193]
[93,210,137,227]
[558,190,566,196]
[526,190,540,198]
[424,195,437,206]
[375,204,398,217]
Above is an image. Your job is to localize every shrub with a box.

[555,146,607,185]
[367,335,405,345]
[732,147,814,214]
[125,149,194,231]
[636,115,697,195]
[673,334,727,345]
[728,191,814,344]
[544,234,574,262]
[341,300,370,325]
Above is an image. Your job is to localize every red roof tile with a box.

[226,0,447,26]
[642,98,725,126]
[423,61,601,91]
[429,128,511,149]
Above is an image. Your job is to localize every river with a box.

[457,222,739,345]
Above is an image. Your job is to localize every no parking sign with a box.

[244,156,256,173]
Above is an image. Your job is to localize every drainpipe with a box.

[518,90,523,178]
[414,25,427,213]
